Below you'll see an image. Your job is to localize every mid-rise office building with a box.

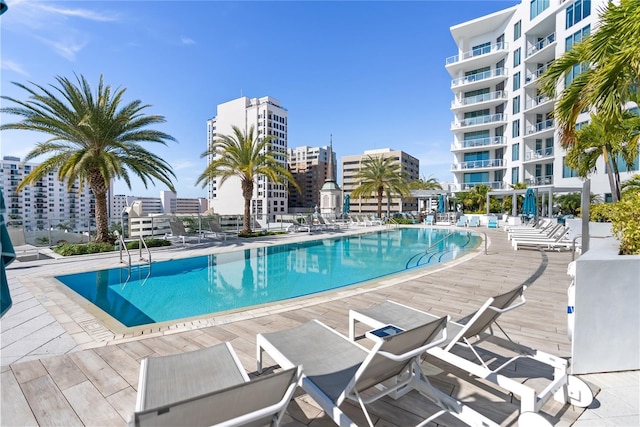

[342,148,419,216]
[287,144,337,211]
[1,156,100,231]
[207,96,289,220]
[446,0,638,199]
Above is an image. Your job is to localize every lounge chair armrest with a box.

[377,326,448,362]
[488,294,526,314]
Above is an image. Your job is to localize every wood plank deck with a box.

[1,228,590,426]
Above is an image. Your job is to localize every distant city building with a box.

[206,96,289,221]
[111,191,207,217]
[341,149,420,216]
[287,144,336,211]
[318,138,342,216]
[446,0,639,199]
[1,156,101,231]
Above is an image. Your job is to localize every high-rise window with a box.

[512,143,520,161]
[566,0,591,29]
[513,72,521,91]
[511,167,520,184]
[530,0,549,19]
[514,20,522,40]
[514,48,521,67]
[512,120,520,137]
[565,25,591,51]
[512,96,521,114]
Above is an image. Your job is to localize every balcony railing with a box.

[451,159,504,170]
[451,90,507,108]
[451,136,505,150]
[524,147,554,161]
[446,42,509,65]
[451,68,507,87]
[526,119,554,135]
[452,113,506,128]
[456,181,507,191]
[526,175,554,186]
[525,94,552,110]
[526,33,556,57]
[525,63,551,84]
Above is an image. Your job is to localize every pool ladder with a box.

[118,235,152,286]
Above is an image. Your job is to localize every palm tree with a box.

[0,74,176,243]
[540,0,640,141]
[563,112,639,201]
[408,175,443,191]
[539,0,640,201]
[350,155,411,218]
[196,125,299,235]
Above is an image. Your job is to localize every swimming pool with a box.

[55,228,480,327]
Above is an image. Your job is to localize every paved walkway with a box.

[1,225,638,425]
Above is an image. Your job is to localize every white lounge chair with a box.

[168,221,200,246]
[467,216,480,227]
[512,230,575,251]
[507,221,561,240]
[487,215,498,228]
[257,318,500,427]
[130,343,301,427]
[424,214,435,226]
[456,215,467,227]
[348,285,593,426]
[207,220,239,241]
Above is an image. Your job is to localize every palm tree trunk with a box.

[242,179,253,234]
[377,187,384,218]
[602,147,620,202]
[88,170,111,243]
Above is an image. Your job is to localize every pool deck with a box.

[1,225,638,426]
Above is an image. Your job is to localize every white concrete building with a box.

[1,156,101,231]
[207,96,289,220]
[446,0,638,201]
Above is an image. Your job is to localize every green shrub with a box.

[590,193,640,255]
[54,242,114,256]
[238,231,286,238]
[126,238,171,250]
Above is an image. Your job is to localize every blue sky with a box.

[1,0,519,198]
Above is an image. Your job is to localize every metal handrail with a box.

[425,231,456,254]
[138,235,151,264]
[118,234,131,267]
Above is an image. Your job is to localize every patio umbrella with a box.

[437,194,446,213]
[1,189,16,317]
[523,188,537,218]
[343,194,350,214]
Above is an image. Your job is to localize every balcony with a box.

[446,42,509,72]
[523,147,554,162]
[450,159,504,171]
[454,181,508,191]
[526,33,556,62]
[451,113,507,131]
[451,90,507,111]
[524,63,552,87]
[525,119,555,136]
[526,175,554,186]
[451,136,505,152]
[451,68,507,91]
[524,94,553,113]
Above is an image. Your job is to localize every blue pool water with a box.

[56,228,480,327]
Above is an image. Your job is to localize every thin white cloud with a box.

[181,36,196,45]
[0,59,29,76]
[35,35,88,62]
[172,160,201,171]
[36,4,119,22]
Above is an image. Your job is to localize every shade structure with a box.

[437,194,446,213]
[1,189,16,317]
[522,188,537,218]
[343,194,350,213]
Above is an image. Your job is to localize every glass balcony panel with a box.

[452,114,507,128]
[451,68,507,87]
[526,32,556,57]
[526,119,554,135]
[446,42,509,65]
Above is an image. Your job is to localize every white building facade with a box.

[207,96,289,220]
[447,0,638,200]
[1,156,101,231]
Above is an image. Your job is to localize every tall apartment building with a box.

[342,148,419,216]
[1,156,100,231]
[287,145,337,211]
[207,96,289,220]
[447,0,638,199]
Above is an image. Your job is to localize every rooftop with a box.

[2,225,638,425]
